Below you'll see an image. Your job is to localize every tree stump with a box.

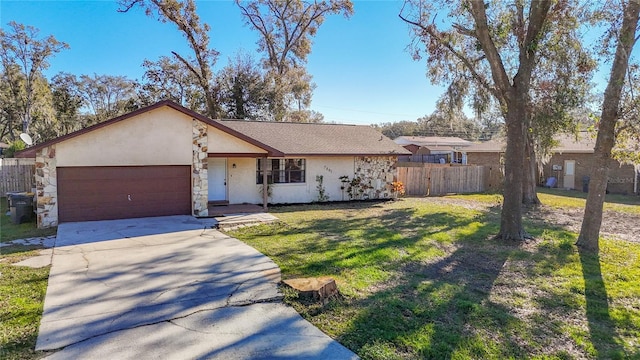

[282,276,338,303]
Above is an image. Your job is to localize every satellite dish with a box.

[19,133,33,146]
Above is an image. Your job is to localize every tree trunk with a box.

[577,1,640,252]
[523,129,541,205]
[467,0,550,241]
[272,75,287,122]
[204,91,219,119]
[498,104,526,240]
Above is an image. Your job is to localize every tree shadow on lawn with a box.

[262,201,632,359]
[270,206,497,279]
[577,247,629,359]
[335,218,526,358]
[521,216,632,358]
[271,204,528,358]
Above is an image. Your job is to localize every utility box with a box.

[10,194,34,224]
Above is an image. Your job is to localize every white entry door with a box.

[208,158,227,201]
[564,160,575,189]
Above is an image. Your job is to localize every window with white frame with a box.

[256,159,306,184]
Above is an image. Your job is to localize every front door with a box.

[208,158,227,202]
[564,160,575,189]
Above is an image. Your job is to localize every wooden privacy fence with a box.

[0,158,35,196]
[397,164,488,196]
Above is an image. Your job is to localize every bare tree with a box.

[236,0,352,121]
[118,0,221,118]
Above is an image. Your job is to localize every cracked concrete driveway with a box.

[37,215,357,359]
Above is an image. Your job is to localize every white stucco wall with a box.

[227,156,357,204]
[207,126,267,154]
[56,107,193,166]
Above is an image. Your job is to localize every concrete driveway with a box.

[37,215,357,359]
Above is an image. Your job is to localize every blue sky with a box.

[1,0,444,125]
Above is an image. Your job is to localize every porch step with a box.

[214,213,279,231]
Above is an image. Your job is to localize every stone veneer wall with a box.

[354,156,397,199]
[35,145,58,228]
[192,119,209,216]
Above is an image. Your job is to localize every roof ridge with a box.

[219,119,362,127]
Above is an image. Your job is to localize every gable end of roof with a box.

[15,100,282,158]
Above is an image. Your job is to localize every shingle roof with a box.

[15,101,410,158]
[219,120,411,156]
[465,139,506,152]
[394,136,472,147]
[553,133,595,153]
[464,133,597,154]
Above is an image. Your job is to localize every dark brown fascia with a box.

[207,152,408,158]
[14,100,284,158]
[208,152,268,158]
[276,152,409,157]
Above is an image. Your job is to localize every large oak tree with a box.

[400,0,555,240]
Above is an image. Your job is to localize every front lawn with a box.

[230,198,640,359]
[0,196,55,359]
[1,197,57,243]
[0,248,50,359]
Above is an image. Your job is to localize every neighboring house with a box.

[464,134,639,194]
[543,134,637,194]
[393,136,472,164]
[16,101,410,228]
[463,140,505,191]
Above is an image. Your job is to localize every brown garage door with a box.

[57,166,191,222]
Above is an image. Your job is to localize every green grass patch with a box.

[231,197,640,359]
[0,249,50,359]
[1,197,56,243]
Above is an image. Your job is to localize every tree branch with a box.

[452,23,476,38]
[116,0,143,13]
[398,12,498,101]
[468,1,512,101]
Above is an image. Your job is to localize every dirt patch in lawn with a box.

[527,206,640,243]
[428,196,639,243]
